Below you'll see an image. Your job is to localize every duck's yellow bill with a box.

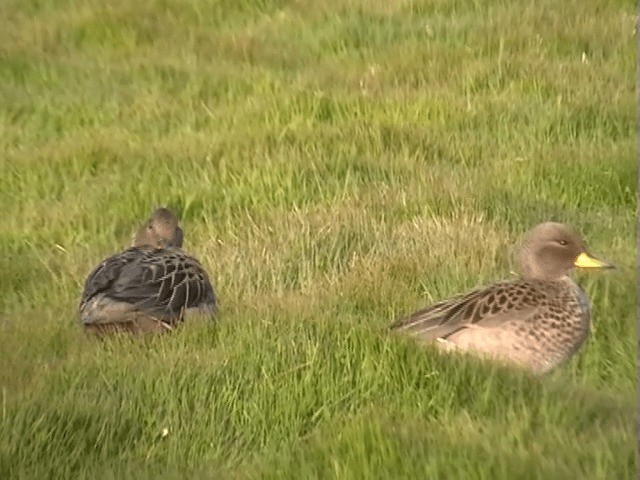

[574,252,614,269]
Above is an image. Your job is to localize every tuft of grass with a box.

[0,0,636,478]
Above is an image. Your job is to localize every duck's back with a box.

[392,277,591,374]
[80,246,216,330]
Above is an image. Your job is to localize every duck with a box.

[79,207,217,335]
[390,222,614,375]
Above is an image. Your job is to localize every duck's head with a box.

[518,222,613,281]
[133,207,183,249]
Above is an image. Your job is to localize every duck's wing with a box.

[390,280,541,340]
[80,247,216,322]
[108,249,216,319]
[80,247,145,312]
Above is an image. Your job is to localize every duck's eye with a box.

[558,240,568,246]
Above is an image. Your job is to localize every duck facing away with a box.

[79,208,217,336]
[390,222,613,375]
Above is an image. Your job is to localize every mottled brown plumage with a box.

[390,222,613,374]
[79,208,216,336]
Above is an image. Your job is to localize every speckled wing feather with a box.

[80,248,143,310]
[390,280,542,340]
[80,246,216,324]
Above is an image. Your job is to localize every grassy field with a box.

[0,0,637,477]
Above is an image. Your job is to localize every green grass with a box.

[0,0,637,477]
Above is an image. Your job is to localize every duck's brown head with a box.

[133,207,183,249]
[518,222,613,281]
